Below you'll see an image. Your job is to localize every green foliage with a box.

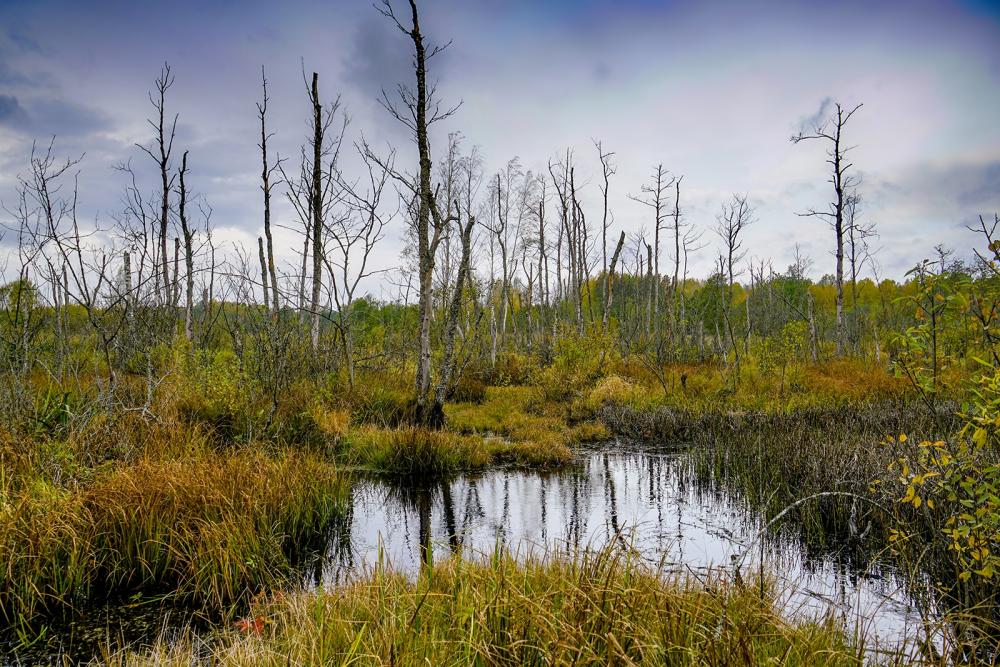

[884,360,1000,596]
[537,327,617,401]
[890,261,970,410]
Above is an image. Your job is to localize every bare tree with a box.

[715,193,755,361]
[629,165,675,329]
[279,71,346,349]
[135,64,178,306]
[177,151,195,340]
[329,144,394,386]
[603,230,626,327]
[791,101,863,356]
[594,140,616,279]
[377,0,460,424]
[715,193,754,295]
[257,66,282,315]
[308,72,325,349]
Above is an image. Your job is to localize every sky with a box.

[1,0,999,297]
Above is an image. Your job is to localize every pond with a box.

[5,441,930,664]
[313,442,928,658]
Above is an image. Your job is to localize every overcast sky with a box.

[1,0,998,296]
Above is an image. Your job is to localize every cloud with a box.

[342,13,415,103]
[0,94,29,128]
[797,97,833,134]
[957,162,1000,208]
[871,159,1000,216]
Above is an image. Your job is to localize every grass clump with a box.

[445,385,606,464]
[115,548,876,666]
[339,423,574,473]
[0,449,346,629]
[339,426,491,475]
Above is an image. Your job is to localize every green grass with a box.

[108,547,887,666]
[338,423,574,474]
[445,385,607,460]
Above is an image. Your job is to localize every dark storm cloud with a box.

[0,94,110,138]
[871,159,1000,213]
[343,12,421,101]
[957,162,1000,208]
[0,94,29,128]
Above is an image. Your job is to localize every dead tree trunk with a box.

[603,230,626,327]
[258,236,270,313]
[178,151,195,340]
[432,212,476,425]
[258,67,281,316]
[309,72,324,350]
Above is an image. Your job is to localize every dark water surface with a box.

[5,441,928,664]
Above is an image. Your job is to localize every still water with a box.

[6,442,930,664]
[315,443,927,656]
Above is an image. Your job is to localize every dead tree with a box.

[791,101,863,356]
[594,140,616,280]
[377,0,460,425]
[136,64,178,306]
[279,71,345,349]
[629,165,675,326]
[679,223,706,331]
[715,193,754,361]
[177,151,195,340]
[844,191,878,351]
[603,230,626,327]
[329,144,394,386]
[257,236,270,312]
[671,176,684,294]
[308,72,324,349]
[434,205,477,419]
[257,66,282,315]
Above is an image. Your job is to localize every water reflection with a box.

[316,444,928,653]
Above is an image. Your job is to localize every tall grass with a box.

[601,401,957,554]
[110,546,887,666]
[0,449,347,629]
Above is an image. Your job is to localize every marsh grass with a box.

[0,448,347,631]
[595,358,913,414]
[109,546,885,666]
[445,385,607,462]
[339,423,574,474]
[601,401,957,554]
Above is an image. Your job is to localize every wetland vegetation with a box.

[1,0,999,664]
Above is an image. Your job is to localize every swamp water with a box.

[6,441,929,664]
